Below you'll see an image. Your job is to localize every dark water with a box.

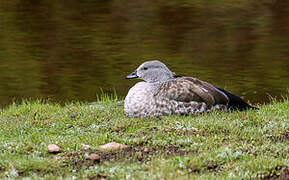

[0,0,288,106]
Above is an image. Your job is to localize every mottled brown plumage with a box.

[124,60,256,118]
[155,77,229,108]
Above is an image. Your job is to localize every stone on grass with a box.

[85,153,100,161]
[81,144,91,151]
[99,142,128,151]
[47,144,61,153]
[143,148,149,153]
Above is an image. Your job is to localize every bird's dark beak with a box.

[126,70,138,79]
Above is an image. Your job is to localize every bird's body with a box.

[124,60,257,118]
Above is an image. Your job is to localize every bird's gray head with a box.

[126,60,175,83]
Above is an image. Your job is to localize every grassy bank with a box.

[0,98,288,179]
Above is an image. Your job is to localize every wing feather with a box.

[155,77,229,107]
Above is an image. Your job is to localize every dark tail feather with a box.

[214,86,259,111]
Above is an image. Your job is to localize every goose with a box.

[124,60,257,118]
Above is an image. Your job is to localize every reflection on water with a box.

[0,0,288,106]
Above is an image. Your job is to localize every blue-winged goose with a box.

[124,60,257,118]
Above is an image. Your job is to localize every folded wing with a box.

[155,77,229,108]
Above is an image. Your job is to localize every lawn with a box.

[0,97,288,179]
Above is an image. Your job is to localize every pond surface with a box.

[0,0,288,106]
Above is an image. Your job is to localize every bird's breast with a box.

[124,82,159,117]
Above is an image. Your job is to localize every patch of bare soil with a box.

[260,166,289,180]
[100,145,194,162]
[280,168,289,180]
[61,144,195,170]
[206,163,220,171]
[280,131,289,142]
[269,131,289,142]
[87,175,107,180]
[186,162,222,174]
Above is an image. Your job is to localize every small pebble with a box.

[143,148,149,153]
[47,144,61,153]
[99,142,128,151]
[81,144,91,151]
[85,153,100,161]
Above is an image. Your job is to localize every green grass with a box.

[0,97,288,179]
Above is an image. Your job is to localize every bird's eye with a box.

[143,67,148,70]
